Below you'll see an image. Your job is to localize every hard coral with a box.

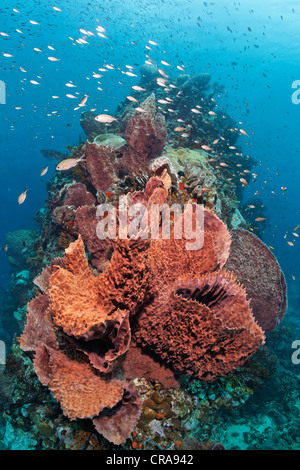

[93,384,142,446]
[135,270,264,382]
[224,228,287,332]
[34,346,125,421]
[20,235,143,444]
[64,182,96,208]
[117,93,167,176]
[134,209,265,382]
[85,141,119,192]
[75,205,111,271]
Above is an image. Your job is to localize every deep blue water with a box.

[0,0,299,451]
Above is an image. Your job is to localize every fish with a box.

[201,145,212,151]
[287,241,294,246]
[132,85,146,91]
[240,129,249,136]
[158,69,169,78]
[95,114,118,123]
[40,166,49,176]
[127,96,139,102]
[125,71,137,77]
[240,178,249,186]
[78,95,89,107]
[293,225,299,232]
[56,155,86,171]
[255,217,267,222]
[18,188,29,205]
[2,245,8,252]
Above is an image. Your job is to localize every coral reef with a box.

[1,66,289,450]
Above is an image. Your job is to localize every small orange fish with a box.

[255,217,267,222]
[287,241,294,246]
[201,145,212,151]
[132,85,146,91]
[40,166,49,176]
[95,114,118,123]
[78,94,89,107]
[293,224,299,232]
[127,96,139,102]
[240,178,249,186]
[18,188,29,205]
[56,155,85,171]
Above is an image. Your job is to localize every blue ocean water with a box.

[0,0,299,451]
[0,0,299,285]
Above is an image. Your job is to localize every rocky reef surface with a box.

[0,68,296,451]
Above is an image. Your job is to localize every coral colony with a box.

[4,69,287,449]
